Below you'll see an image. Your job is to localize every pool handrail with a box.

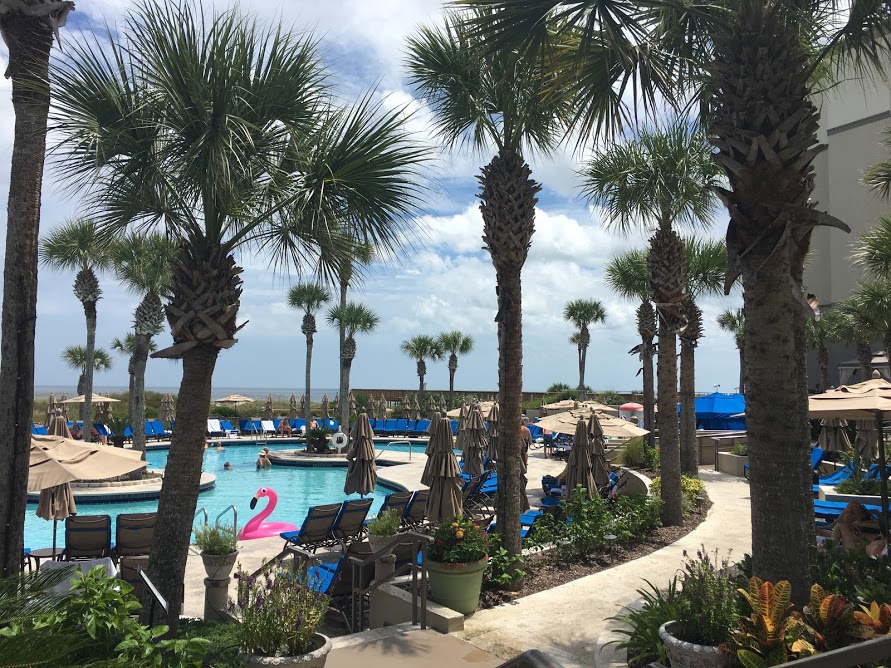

[215,505,237,535]
[193,508,208,527]
[375,440,414,460]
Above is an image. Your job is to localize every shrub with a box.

[429,517,489,563]
[812,545,891,605]
[366,509,401,537]
[731,441,748,456]
[485,533,526,588]
[836,477,882,496]
[596,390,625,406]
[607,577,681,668]
[194,522,237,555]
[674,547,738,646]
[649,475,707,515]
[610,496,663,541]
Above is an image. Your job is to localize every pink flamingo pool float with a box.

[238,487,298,540]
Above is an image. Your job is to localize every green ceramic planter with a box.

[426,557,488,615]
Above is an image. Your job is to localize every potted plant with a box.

[231,563,332,667]
[366,509,401,556]
[194,522,238,580]
[426,517,490,615]
[106,414,129,448]
[306,427,331,453]
[658,547,737,668]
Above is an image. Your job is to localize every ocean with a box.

[33,385,341,403]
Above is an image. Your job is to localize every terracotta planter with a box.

[201,551,238,580]
[241,633,332,668]
[659,621,727,668]
[426,557,488,615]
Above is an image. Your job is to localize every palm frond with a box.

[400,335,444,362]
[605,249,649,302]
[39,218,114,272]
[563,298,607,327]
[62,345,113,372]
[286,283,331,313]
[109,232,178,296]
[684,236,728,297]
[851,214,891,280]
[437,331,474,355]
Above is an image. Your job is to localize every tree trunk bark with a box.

[131,334,150,459]
[418,372,424,407]
[578,344,587,400]
[818,346,829,392]
[448,353,457,407]
[658,326,683,526]
[642,338,656,450]
[744,253,813,602]
[82,300,97,434]
[341,356,353,431]
[857,341,872,381]
[144,345,218,630]
[679,339,697,474]
[739,346,746,395]
[304,332,313,426]
[494,270,523,589]
[0,17,53,577]
[338,278,347,424]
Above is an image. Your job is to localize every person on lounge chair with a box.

[818,501,887,556]
[277,420,292,436]
[91,426,107,445]
[70,424,83,440]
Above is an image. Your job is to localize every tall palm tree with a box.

[287,283,331,426]
[111,334,159,422]
[832,298,877,381]
[61,346,113,394]
[805,310,841,392]
[605,249,655,450]
[680,238,728,473]
[327,303,379,416]
[39,219,114,430]
[717,308,746,393]
[406,9,568,571]
[0,0,75,578]
[562,299,606,401]
[401,335,443,406]
[437,331,474,407]
[50,1,427,624]
[460,0,891,603]
[110,233,177,458]
[581,123,721,526]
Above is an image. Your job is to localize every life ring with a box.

[332,432,348,448]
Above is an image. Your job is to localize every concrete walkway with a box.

[456,468,752,667]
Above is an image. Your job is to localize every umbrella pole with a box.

[877,411,889,540]
[52,519,57,556]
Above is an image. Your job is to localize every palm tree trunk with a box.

[0,15,53,578]
[739,346,746,394]
[341,356,353,432]
[642,338,656,450]
[338,277,347,424]
[818,345,829,391]
[305,332,313,425]
[578,344,587,400]
[144,345,219,630]
[679,340,697,474]
[658,327,683,526]
[857,340,873,381]
[127,354,136,431]
[82,300,97,434]
[131,334,150,459]
[448,353,458,407]
[418,371,424,405]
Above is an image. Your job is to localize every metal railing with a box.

[215,505,237,534]
[375,441,414,460]
[193,508,208,526]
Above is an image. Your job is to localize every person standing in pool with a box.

[256,451,271,469]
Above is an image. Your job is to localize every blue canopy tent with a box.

[687,393,746,430]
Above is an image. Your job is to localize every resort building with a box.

[804,66,891,389]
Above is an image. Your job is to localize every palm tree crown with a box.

[605,250,649,303]
[717,308,745,348]
[111,333,158,357]
[327,303,379,342]
[288,284,332,317]
[62,346,112,373]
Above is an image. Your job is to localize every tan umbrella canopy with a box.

[29,435,145,493]
[322,394,331,421]
[818,418,852,453]
[446,400,497,419]
[486,402,499,462]
[855,419,879,459]
[263,395,274,420]
[589,413,610,488]
[461,404,487,477]
[542,398,618,415]
[424,417,463,522]
[44,393,56,428]
[61,393,121,405]
[454,401,470,452]
[216,394,255,419]
[535,410,648,441]
[344,413,377,496]
[565,419,596,499]
[59,394,70,423]
[289,394,298,420]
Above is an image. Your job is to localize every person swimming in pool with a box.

[256,451,271,469]
[224,462,232,470]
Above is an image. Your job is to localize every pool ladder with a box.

[375,441,414,460]
[193,505,238,535]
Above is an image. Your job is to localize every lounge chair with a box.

[402,489,430,530]
[412,419,430,436]
[486,510,543,540]
[260,420,276,435]
[332,498,374,548]
[207,419,224,437]
[280,503,343,552]
[322,418,338,431]
[64,514,112,560]
[118,555,150,603]
[365,491,414,526]
[113,513,156,563]
[148,420,171,439]
[393,419,409,434]
[219,420,239,437]
[31,424,47,436]
[290,418,306,433]
[462,471,493,514]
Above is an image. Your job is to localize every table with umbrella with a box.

[423,417,463,523]
[486,402,499,464]
[61,394,120,441]
[215,394,255,422]
[534,410,649,442]
[344,413,377,496]
[817,418,852,454]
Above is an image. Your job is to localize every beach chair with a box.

[332,498,374,548]
[405,419,418,434]
[365,491,414,527]
[149,420,171,439]
[118,555,150,604]
[31,424,47,435]
[449,420,459,435]
[323,418,338,431]
[402,489,430,530]
[260,420,276,435]
[64,514,112,560]
[219,420,239,437]
[486,510,543,540]
[113,513,156,564]
[207,419,224,437]
[413,419,431,436]
[280,503,343,553]
[393,418,408,434]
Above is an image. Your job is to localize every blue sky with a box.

[0,0,745,396]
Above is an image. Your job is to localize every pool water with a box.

[24,444,396,549]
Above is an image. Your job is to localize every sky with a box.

[0,0,745,397]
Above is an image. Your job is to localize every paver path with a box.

[457,469,753,667]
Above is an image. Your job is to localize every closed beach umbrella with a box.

[424,417,463,522]
[344,413,377,496]
[321,394,330,421]
[486,402,499,462]
[818,418,852,453]
[426,395,436,419]
[411,395,421,421]
[589,413,610,488]
[402,393,410,415]
[263,395,274,420]
[855,419,879,459]
[333,392,339,410]
[36,483,77,555]
[47,412,72,439]
[539,397,548,417]
[348,391,356,418]
[462,404,486,477]
[289,394,298,420]
[439,396,448,414]
[94,402,112,424]
[565,419,596,499]
[425,411,441,454]
[59,394,70,423]
[44,393,56,428]
[377,396,386,422]
[300,394,306,414]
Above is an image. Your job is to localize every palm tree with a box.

[680,238,727,473]
[61,346,113,394]
[50,2,427,625]
[605,249,655,450]
[401,335,444,406]
[327,303,379,416]
[287,283,331,425]
[460,0,891,602]
[832,298,877,381]
[110,333,159,430]
[717,308,746,393]
[580,122,721,526]
[39,219,114,430]
[109,233,176,458]
[850,282,891,374]
[805,310,840,392]
[406,9,568,572]
[437,332,474,407]
[0,0,74,578]
[562,300,606,401]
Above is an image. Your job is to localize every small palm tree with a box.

[327,303,379,414]
[562,299,606,401]
[40,219,113,428]
[605,249,655,449]
[62,345,112,396]
[110,332,159,423]
[287,283,331,425]
[850,282,891,373]
[437,331,474,407]
[717,308,746,393]
[401,335,444,407]
[110,233,176,458]
[832,299,878,382]
[806,310,843,392]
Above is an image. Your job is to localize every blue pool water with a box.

[24,443,397,549]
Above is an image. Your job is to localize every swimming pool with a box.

[23,443,398,549]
